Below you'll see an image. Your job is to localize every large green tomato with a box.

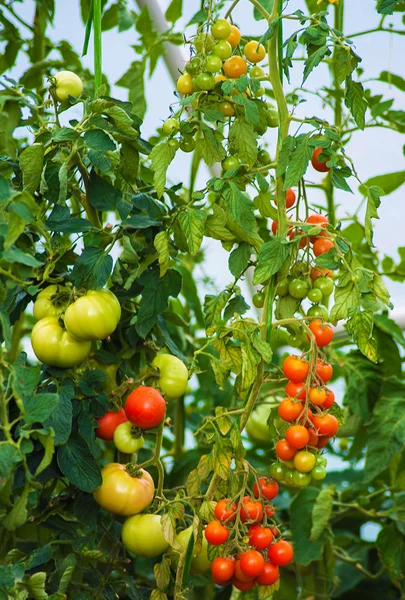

[152,354,188,399]
[245,403,272,444]
[31,316,91,368]
[64,289,121,341]
[93,463,154,516]
[33,285,70,321]
[54,70,83,101]
[122,514,169,557]
[172,526,211,574]
[113,422,144,454]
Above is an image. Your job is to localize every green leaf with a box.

[290,487,328,565]
[228,243,251,277]
[195,124,226,166]
[374,313,405,349]
[254,191,278,219]
[379,70,405,92]
[213,438,232,480]
[232,93,259,126]
[346,309,378,362]
[154,555,171,592]
[310,486,335,541]
[136,269,182,337]
[0,444,22,490]
[360,170,405,196]
[149,142,176,198]
[345,76,367,130]
[330,281,359,324]
[84,129,116,152]
[334,47,361,85]
[23,393,59,426]
[260,17,280,45]
[154,231,170,277]
[223,295,249,321]
[44,381,74,446]
[33,432,55,476]
[332,170,353,193]
[3,483,30,531]
[26,572,48,600]
[253,0,273,20]
[303,45,330,83]
[12,363,41,400]
[377,523,405,579]
[204,290,230,329]
[57,435,102,492]
[364,185,383,246]
[224,183,262,248]
[71,247,113,289]
[116,60,146,118]
[177,208,206,256]
[228,118,258,167]
[161,510,177,545]
[253,237,291,285]
[19,143,44,194]
[88,170,122,211]
[377,0,404,14]
[165,0,182,23]
[283,134,312,189]
[1,247,42,267]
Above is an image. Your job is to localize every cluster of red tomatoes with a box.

[270,354,338,486]
[206,479,293,591]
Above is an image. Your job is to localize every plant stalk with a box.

[93,0,103,94]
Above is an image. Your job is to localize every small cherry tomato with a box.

[211,557,235,581]
[322,388,335,409]
[264,504,275,518]
[248,525,273,550]
[223,56,248,78]
[222,155,240,171]
[257,149,271,165]
[276,279,289,297]
[205,521,229,545]
[232,577,255,591]
[186,55,203,74]
[276,439,297,461]
[96,408,128,440]
[205,53,223,73]
[308,288,323,303]
[177,73,194,94]
[311,465,327,480]
[162,118,180,135]
[234,559,254,583]
[286,380,307,401]
[240,550,265,577]
[255,562,279,586]
[253,477,279,500]
[307,305,329,320]
[314,276,334,296]
[268,540,294,566]
[283,355,309,382]
[285,425,310,449]
[307,428,319,447]
[252,291,265,308]
[312,414,339,437]
[194,33,216,53]
[317,435,332,449]
[269,462,285,481]
[194,72,216,90]
[316,359,333,383]
[278,398,303,422]
[316,455,327,467]
[211,19,232,40]
[289,278,309,299]
[219,101,235,116]
[240,497,263,523]
[309,387,327,406]
[113,421,144,454]
[313,238,334,257]
[308,319,334,347]
[124,386,166,430]
[244,40,266,63]
[294,450,316,473]
[293,470,312,486]
[227,24,241,47]
[180,137,196,152]
[311,147,330,172]
[212,40,232,60]
[286,188,296,208]
[215,499,237,523]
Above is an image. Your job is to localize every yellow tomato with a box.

[93,463,154,516]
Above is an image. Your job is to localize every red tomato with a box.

[255,562,279,586]
[95,408,127,440]
[264,505,275,518]
[322,388,335,409]
[215,499,237,522]
[124,387,166,430]
[240,497,263,523]
[311,147,330,172]
[313,238,334,257]
[248,525,273,550]
[307,213,328,227]
[285,425,310,449]
[310,266,333,281]
[234,560,255,583]
[276,439,296,461]
[309,387,327,406]
[274,188,296,209]
[240,550,265,577]
[271,220,278,235]
[316,359,333,383]
[232,577,255,591]
[313,413,339,437]
[308,320,334,347]
[289,228,309,248]
[317,435,332,448]
[268,540,294,566]
[286,380,307,400]
[278,398,303,422]
[211,557,235,581]
[283,356,309,383]
[212,574,231,586]
[307,428,319,447]
[253,477,279,501]
[205,521,229,545]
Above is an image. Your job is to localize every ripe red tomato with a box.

[310,266,333,281]
[124,387,166,430]
[307,213,328,227]
[307,428,319,447]
[95,408,127,440]
[234,559,254,583]
[276,439,296,461]
[313,238,334,257]
[255,562,279,586]
[278,398,303,422]
[215,499,237,522]
[286,380,307,400]
[205,521,229,545]
[271,220,278,235]
[289,228,309,248]
[311,147,330,172]
[268,540,294,566]
[232,577,255,591]
[312,414,339,437]
[240,497,263,523]
[309,320,334,347]
[248,525,273,550]
[309,388,327,406]
[283,356,309,383]
[316,359,333,383]
[286,188,296,208]
[322,388,335,409]
[317,435,332,449]
[264,505,275,518]
[253,477,279,501]
[285,425,310,449]
[212,574,231,586]
[240,550,265,577]
[211,557,235,581]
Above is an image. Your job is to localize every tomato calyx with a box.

[125,464,146,479]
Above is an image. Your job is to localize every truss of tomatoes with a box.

[205,479,293,591]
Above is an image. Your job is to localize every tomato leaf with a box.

[345,76,367,130]
[377,523,405,579]
[177,208,206,256]
[253,237,291,285]
[57,435,102,492]
[290,487,328,565]
[346,308,378,363]
[310,485,335,541]
[19,143,44,194]
[228,117,258,167]
[23,393,59,426]
[71,247,113,289]
[0,444,22,491]
[149,141,176,198]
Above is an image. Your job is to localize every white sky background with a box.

[8,0,405,309]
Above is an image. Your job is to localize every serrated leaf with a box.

[154,231,170,277]
[291,487,328,565]
[345,76,367,130]
[253,237,291,285]
[177,208,206,255]
[330,281,359,324]
[303,45,330,82]
[161,510,177,545]
[150,142,176,198]
[346,309,378,362]
[228,117,258,166]
[254,191,278,219]
[19,143,44,194]
[252,334,273,363]
[310,485,335,541]
[57,436,102,492]
[116,60,146,118]
[213,439,232,480]
[204,290,230,329]
[154,555,171,592]
[283,133,312,188]
[228,243,251,277]
[0,444,22,490]
[71,247,113,289]
[23,393,59,426]
[195,124,226,166]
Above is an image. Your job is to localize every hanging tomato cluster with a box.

[205,479,293,591]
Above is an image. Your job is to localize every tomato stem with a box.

[93,0,103,94]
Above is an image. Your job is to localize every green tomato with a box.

[162,118,180,135]
[311,466,327,481]
[282,460,295,469]
[180,137,196,153]
[289,279,309,299]
[284,469,295,486]
[194,33,216,53]
[316,455,327,467]
[152,354,188,399]
[212,40,232,60]
[205,53,223,73]
[194,72,216,91]
[113,422,144,454]
[339,438,349,452]
[257,149,271,165]
[307,305,329,320]
[275,279,289,297]
[307,288,323,303]
[254,86,265,97]
[172,527,211,574]
[245,403,272,444]
[293,451,316,473]
[33,284,70,321]
[64,289,121,341]
[250,65,265,78]
[211,19,232,40]
[168,139,180,151]
[222,155,240,172]
[252,291,265,308]
[269,462,285,481]
[54,70,83,101]
[293,471,312,487]
[122,514,169,557]
[31,316,91,368]
[265,103,279,128]
[289,334,302,348]
[186,56,203,75]
[291,261,307,278]
[314,277,334,297]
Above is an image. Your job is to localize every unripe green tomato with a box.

[293,471,312,487]
[283,459,295,469]
[314,277,334,297]
[308,288,323,303]
[289,334,302,348]
[194,72,216,91]
[257,149,271,165]
[122,514,169,557]
[250,65,265,78]
[152,353,188,399]
[276,279,290,297]
[171,527,211,574]
[168,139,180,151]
[54,70,83,101]
[307,305,329,320]
[212,40,232,60]
[265,103,279,127]
[316,455,327,467]
[254,121,268,135]
[31,316,91,368]
[162,118,180,135]
[269,462,285,481]
[194,33,216,53]
[211,19,232,40]
[222,155,240,172]
[291,261,307,277]
[284,470,295,486]
[113,422,145,454]
[64,289,121,341]
[289,279,309,299]
[294,451,316,473]
[205,54,223,73]
[180,137,196,153]
[254,86,265,97]
[245,403,272,444]
[311,466,327,481]
[339,438,349,451]
[33,284,70,321]
[252,291,265,308]
[186,56,203,75]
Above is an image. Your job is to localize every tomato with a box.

[186,55,203,74]
[122,514,169,557]
[226,24,241,47]
[177,73,193,94]
[308,288,323,303]
[268,540,293,566]
[322,388,335,409]
[316,359,333,383]
[215,499,237,522]
[314,276,334,296]
[293,450,316,473]
[212,40,232,60]
[234,560,254,583]
[125,386,166,430]
[289,279,309,300]
[211,557,235,581]
[307,305,329,320]
[219,101,235,116]
[269,462,285,481]
[31,316,91,368]
[276,279,289,297]
[245,403,272,444]
[168,139,180,151]
[113,422,144,454]
[244,41,266,63]
[162,118,180,135]
[266,103,279,127]
[312,465,327,480]
[278,398,303,422]
[194,33,216,53]
[215,73,227,83]
[223,56,248,78]
[205,521,229,545]
[33,285,69,320]
[264,505,275,518]
[283,355,309,382]
[211,19,232,40]
[285,425,310,449]
[240,550,265,577]
[240,497,263,523]
[93,463,154,516]
[307,428,319,447]
[275,439,296,461]
[232,577,255,591]
[64,289,121,341]
[313,238,334,257]
[286,188,296,208]
[257,149,271,165]
[248,525,273,550]
[310,266,332,281]
[286,380,307,401]
[151,354,188,399]
[283,469,294,485]
[311,147,330,172]
[313,413,339,436]
[173,527,211,574]
[309,319,334,347]
[309,387,327,406]
[293,471,312,486]
[316,455,327,467]
[205,54,223,73]
[307,213,328,227]
[96,408,127,440]
[250,66,265,79]
[53,70,83,101]
[222,156,241,172]
[255,562,279,586]
[271,220,279,235]
[252,291,265,308]
[317,435,332,449]
[194,72,216,90]
[253,477,279,500]
[180,137,196,152]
